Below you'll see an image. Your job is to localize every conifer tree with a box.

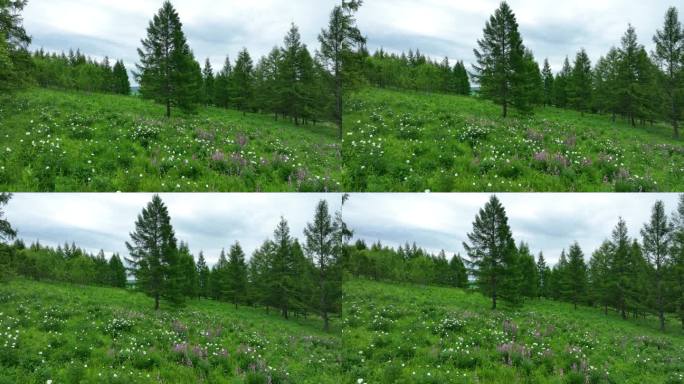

[304,200,339,331]
[318,0,365,138]
[541,59,554,107]
[272,217,296,319]
[616,25,651,127]
[472,2,528,117]
[570,49,593,115]
[214,56,232,108]
[588,241,612,315]
[671,194,684,329]
[108,253,127,288]
[449,254,468,288]
[593,48,621,119]
[609,218,631,319]
[566,242,588,309]
[111,60,131,95]
[536,252,549,298]
[517,242,539,299]
[463,195,518,309]
[125,195,179,310]
[0,193,16,243]
[136,1,201,117]
[177,242,198,299]
[0,0,30,90]
[653,7,683,138]
[196,251,210,299]
[553,57,572,108]
[226,241,248,308]
[641,200,673,331]
[201,58,215,106]
[231,48,254,113]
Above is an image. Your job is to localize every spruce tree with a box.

[449,254,468,288]
[641,200,673,331]
[231,48,254,113]
[593,48,621,119]
[0,193,16,243]
[463,195,518,309]
[566,242,588,309]
[196,251,210,299]
[272,217,296,319]
[517,242,539,299]
[616,25,650,127]
[318,0,365,138]
[536,252,549,298]
[226,241,248,308]
[553,57,572,108]
[541,59,554,107]
[609,218,631,319]
[136,1,201,117]
[653,7,683,138]
[108,253,127,288]
[177,242,198,299]
[214,56,232,108]
[589,241,612,315]
[125,195,179,310]
[570,49,593,115]
[201,58,215,106]
[472,2,528,117]
[304,200,339,331]
[112,60,131,95]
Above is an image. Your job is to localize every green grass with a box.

[0,279,341,383]
[342,279,684,384]
[342,88,684,192]
[0,88,341,192]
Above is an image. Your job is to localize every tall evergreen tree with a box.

[125,195,179,310]
[0,193,16,243]
[570,49,593,115]
[304,200,339,331]
[536,252,549,298]
[318,0,365,138]
[641,200,673,331]
[589,241,612,315]
[472,2,528,117]
[135,1,201,117]
[0,0,31,90]
[565,242,588,309]
[517,242,539,299]
[541,59,554,107]
[272,217,296,319]
[593,48,621,119]
[609,218,632,319]
[177,242,198,299]
[672,195,684,329]
[616,25,652,127]
[214,56,232,108]
[553,57,572,108]
[108,253,127,288]
[226,241,248,308]
[201,58,215,106]
[463,195,519,309]
[653,7,683,138]
[449,254,469,288]
[231,48,254,113]
[111,60,131,95]
[196,251,210,299]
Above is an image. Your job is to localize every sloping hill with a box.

[0,279,341,383]
[0,88,341,192]
[342,279,684,383]
[342,88,684,192]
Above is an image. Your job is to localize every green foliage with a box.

[0,279,341,383]
[342,87,684,192]
[0,88,340,191]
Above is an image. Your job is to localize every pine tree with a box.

[318,0,365,138]
[226,241,248,308]
[304,200,340,331]
[125,195,179,310]
[196,251,210,299]
[589,241,612,315]
[616,25,651,127]
[231,48,254,113]
[448,254,468,288]
[272,217,296,319]
[111,60,131,95]
[566,242,588,309]
[177,242,198,299]
[553,57,572,108]
[472,2,528,117]
[569,49,593,115]
[593,48,621,119]
[541,59,554,107]
[214,56,232,108]
[463,195,518,309]
[536,252,549,298]
[108,253,127,288]
[135,1,201,117]
[517,242,539,299]
[609,218,631,319]
[0,193,16,243]
[671,194,684,329]
[653,7,683,138]
[641,200,673,331]
[0,0,30,90]
[201,58,215,106]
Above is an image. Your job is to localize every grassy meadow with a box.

[0,279,341,384]
[342,88,684,192]
[0,88,341,192]
[342,279,684,384]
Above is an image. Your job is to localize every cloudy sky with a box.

[23,0,676,76]
[4,193,682,267]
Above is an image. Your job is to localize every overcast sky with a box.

[23,0,677,76]
[4,193,682,268]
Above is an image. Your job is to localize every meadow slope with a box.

[342,88,684,192]
[342,279,684,384]
[0,279,341,384]
[0,89,341,192]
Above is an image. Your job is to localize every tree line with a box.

[343,239,468,288]
[359,48,471,95]
[472,2,683,138]
[0,193,346,332]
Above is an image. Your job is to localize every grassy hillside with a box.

[0,89,341,192]
[342,88,684,192]
[0,279,341,383]
[342,279,684,384]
